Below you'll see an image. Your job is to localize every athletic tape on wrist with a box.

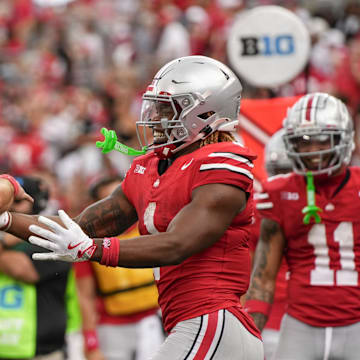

[244,299,271,317]
[83,329,99,351]
[100,237,120,267]
[0,174,20,196]
[0,212,12,231]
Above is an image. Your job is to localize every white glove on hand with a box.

[29,210,97,262]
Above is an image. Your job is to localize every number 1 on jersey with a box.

[144,202,160,280]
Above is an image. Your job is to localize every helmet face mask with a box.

[285,131,344,174]
[138,93,196,150]
[283,93,354,176]
[137,56,242,158]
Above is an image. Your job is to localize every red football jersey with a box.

[122,141,261,338]
[256,167,360,327]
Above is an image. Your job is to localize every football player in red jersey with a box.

[248,129,292,360]
[246,92,360,360]
[2,56,263,359]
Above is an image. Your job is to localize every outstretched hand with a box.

[28,210,97,262]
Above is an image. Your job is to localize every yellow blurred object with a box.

[92,225,159,315]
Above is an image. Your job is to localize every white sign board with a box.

[33,0,75,7]
[227,6,311,87]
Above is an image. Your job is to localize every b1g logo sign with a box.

[241,34,295,56]
[227,6,310,87]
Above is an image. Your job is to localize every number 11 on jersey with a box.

[308,222,358,286]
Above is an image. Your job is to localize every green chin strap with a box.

[302,171,322,224]
[96,128,147,156]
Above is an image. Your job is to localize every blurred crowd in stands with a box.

[1,0,360,214]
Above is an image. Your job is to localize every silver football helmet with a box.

[137,56,242,158]
[265,129,292,176]
[283,92,354,175]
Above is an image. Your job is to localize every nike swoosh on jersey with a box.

[181,158,194,170]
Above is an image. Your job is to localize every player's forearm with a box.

[75,198,138,238]
[76,278,98,331]
[245,276,275,332]
[78,290,103,358]
[7,213,59,241]
[91,232,187,268]
[245,217,284,331]
[79,297,98,331]
[91,213,224,268]
[7,213,40,240]
[246,275,275,302]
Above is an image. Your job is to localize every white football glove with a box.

[29,210,97,262]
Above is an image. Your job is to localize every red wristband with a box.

[244,299,271,316]
[0,174,20,196]
[83,329,99,351]
[100,237,120,267]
